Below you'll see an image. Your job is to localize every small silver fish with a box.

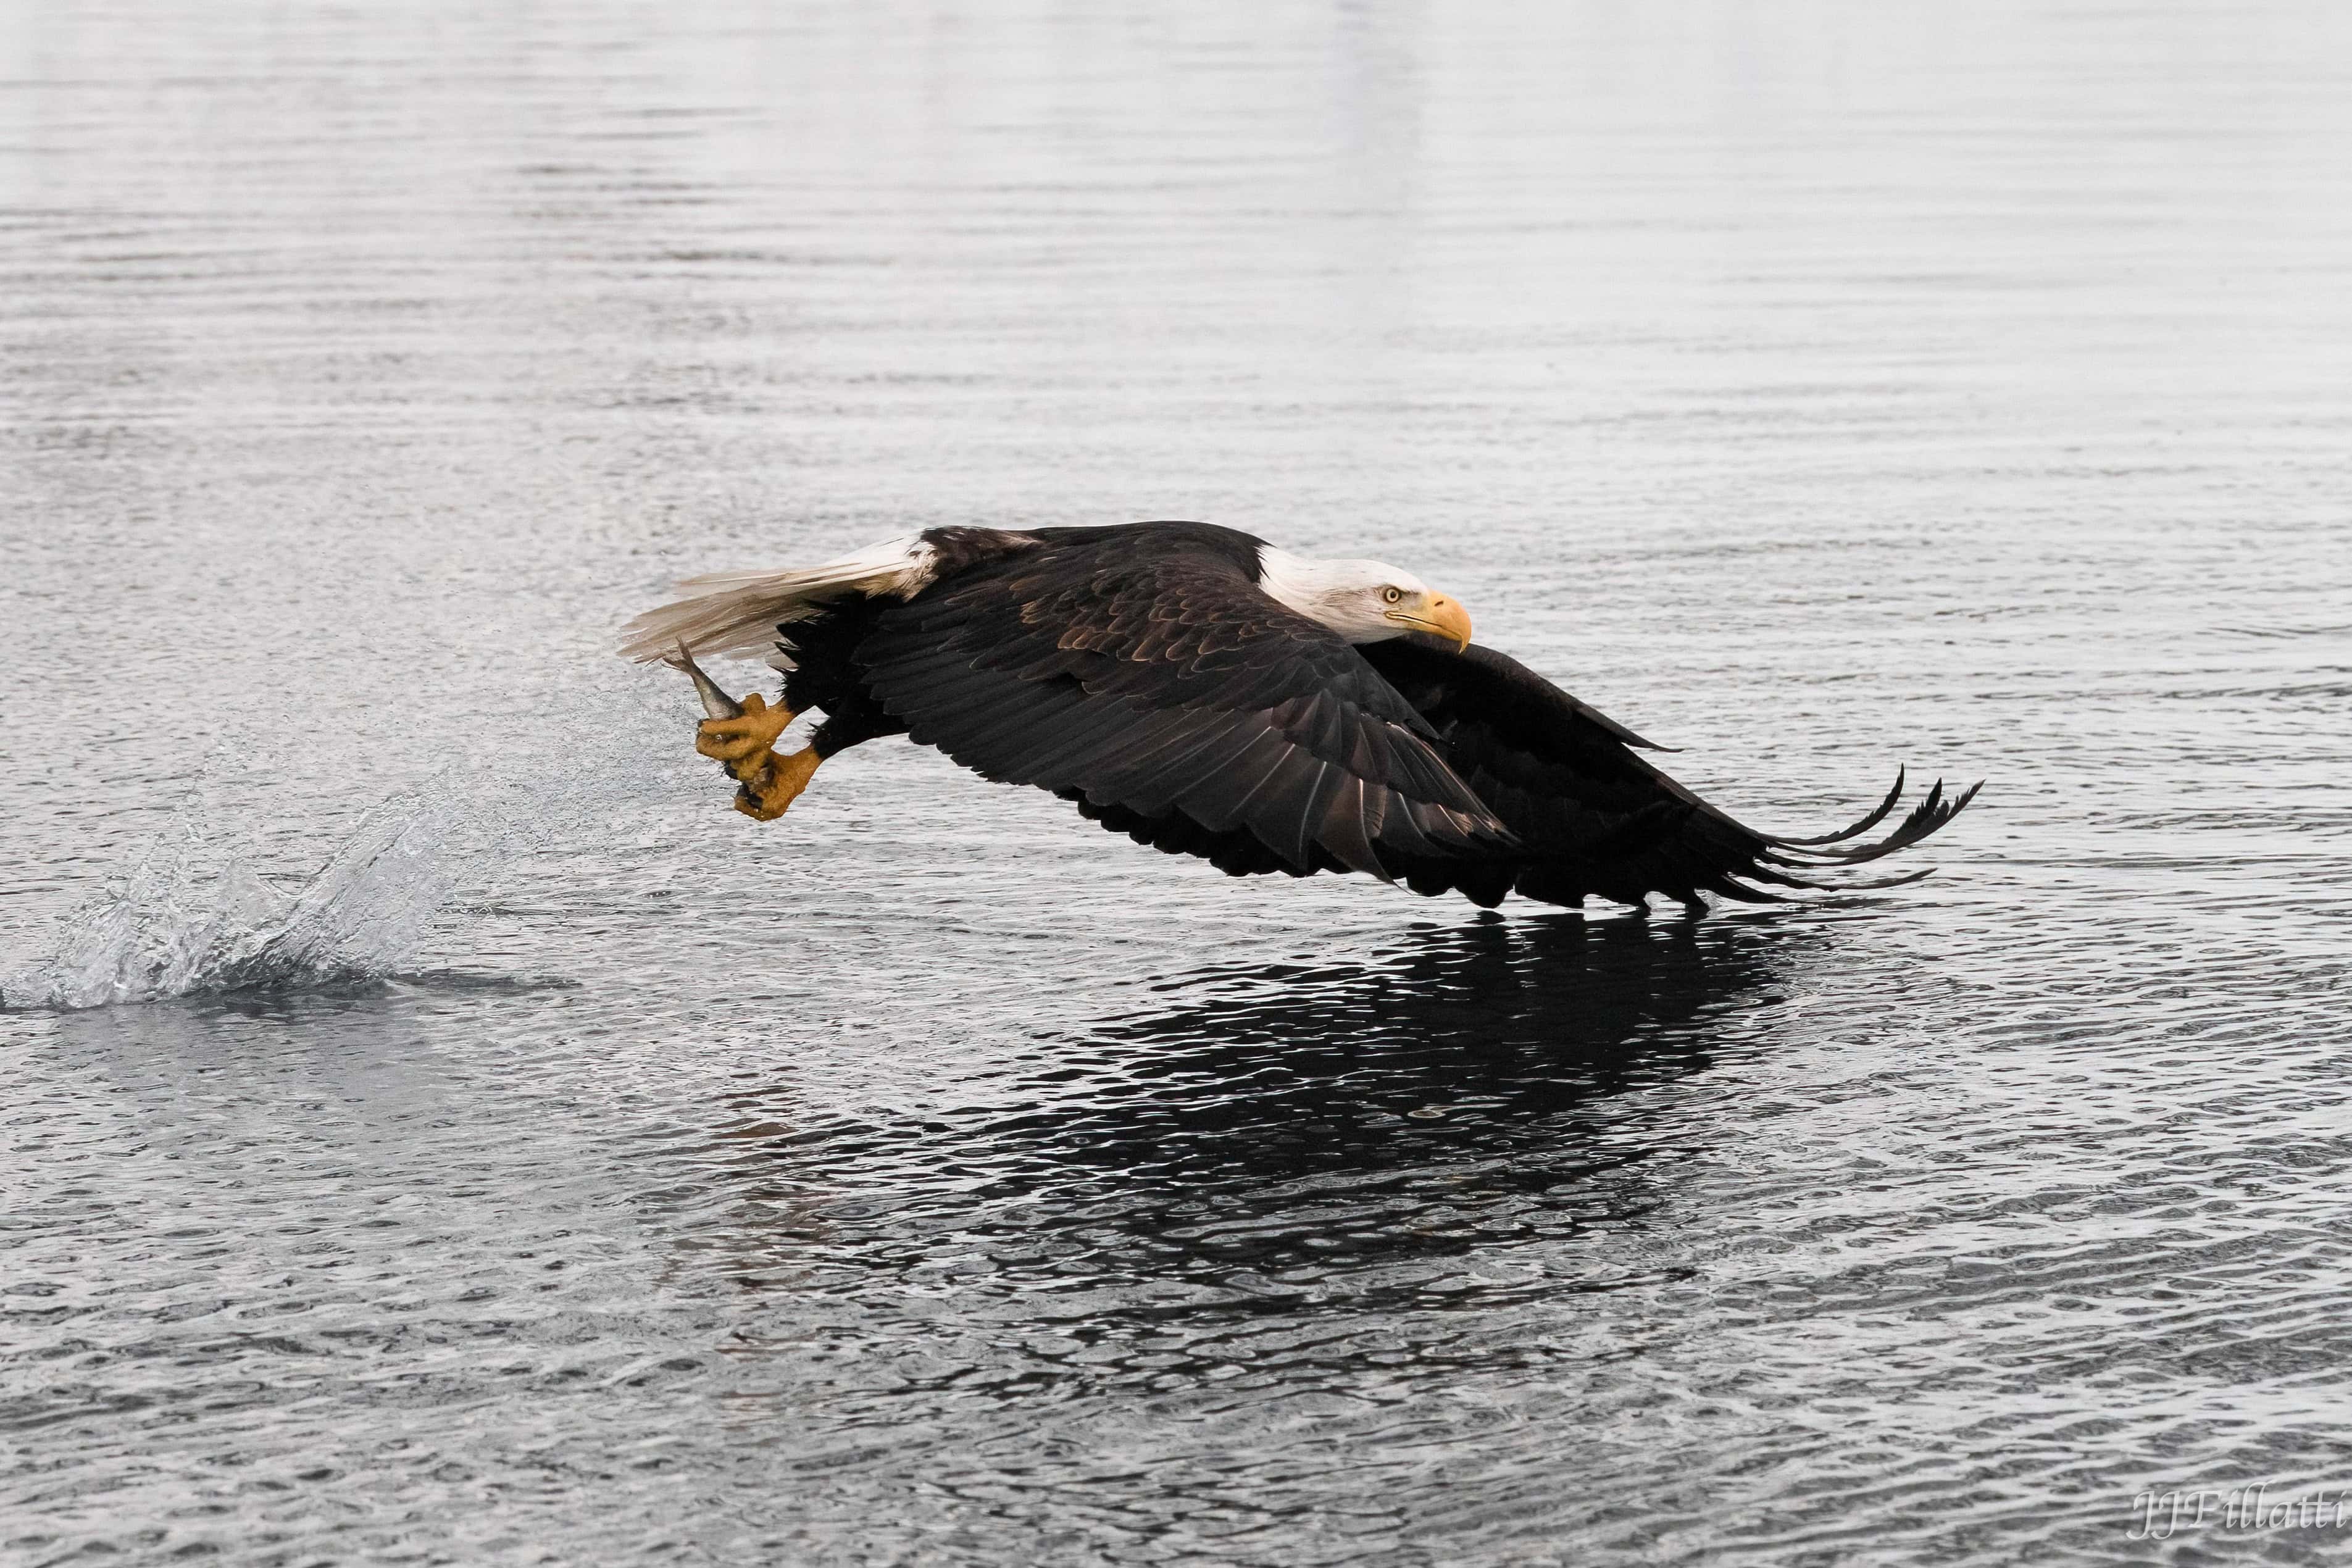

[663,640,744,722]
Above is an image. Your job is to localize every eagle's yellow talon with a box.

[733,748,822,821]
[695,691,796,772]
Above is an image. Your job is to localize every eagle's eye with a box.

[1380,586,1404,604]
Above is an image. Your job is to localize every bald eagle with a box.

[619,522,1974,911]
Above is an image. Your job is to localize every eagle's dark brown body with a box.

[669,520,1975,911]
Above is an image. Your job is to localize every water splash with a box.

[0,794,459,1011]
[0,672,712,1014]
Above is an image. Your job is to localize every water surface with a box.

[6,1,2352,1562]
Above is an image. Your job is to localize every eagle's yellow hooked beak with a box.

[1388,591,1474,651]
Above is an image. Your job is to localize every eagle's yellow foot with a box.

[696,692,796,778]
[735,747,821,820]
[694,692,816,820]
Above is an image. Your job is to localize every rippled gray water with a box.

[6,2,2352,1562]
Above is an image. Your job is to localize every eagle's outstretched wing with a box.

[1358,638,1980,908]
[854,531,1516,880]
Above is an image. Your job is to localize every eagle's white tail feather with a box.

[617,534,935,664]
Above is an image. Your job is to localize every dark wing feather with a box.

[1359,638,1979,908]
[855,535,1516,881]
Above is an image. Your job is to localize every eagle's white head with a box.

[1254,546,1474,649]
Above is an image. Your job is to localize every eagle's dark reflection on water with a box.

[1006,913,1804,1178]
[693,915,1823,1298]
